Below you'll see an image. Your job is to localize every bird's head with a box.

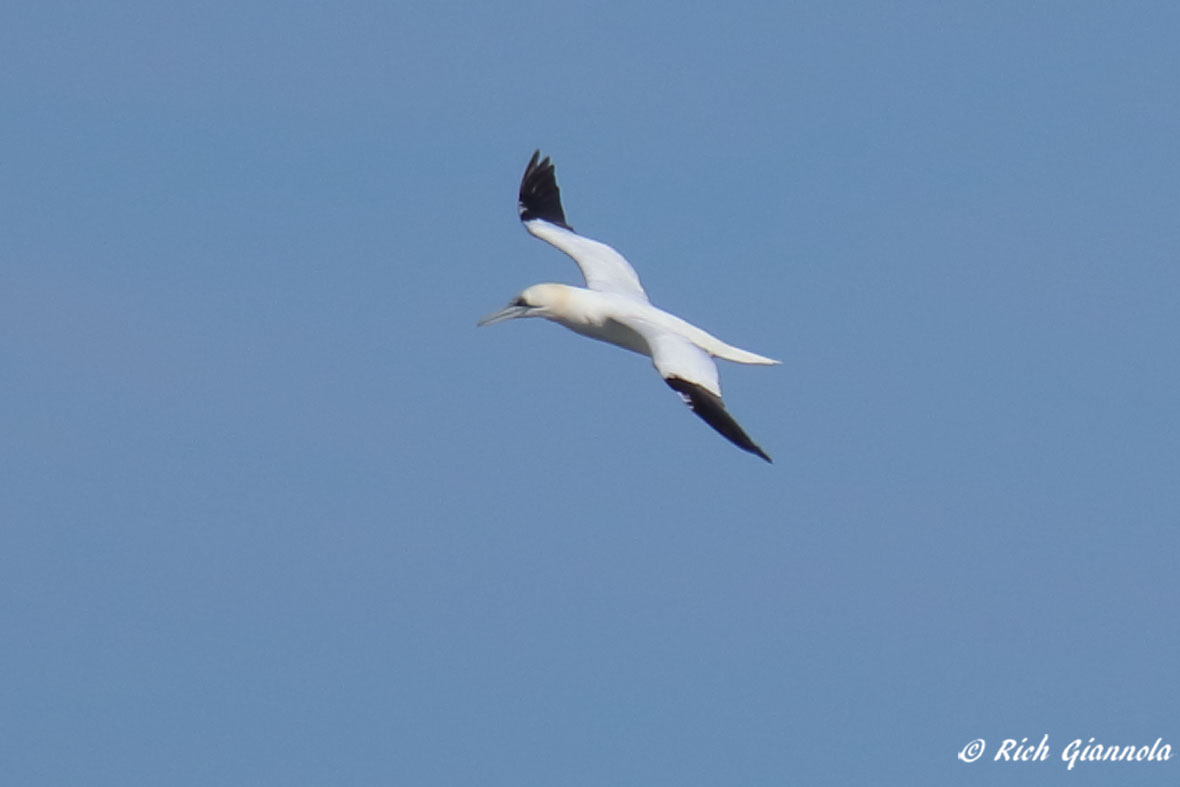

[477,283,566,326]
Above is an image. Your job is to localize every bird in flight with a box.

[479,151,779,462]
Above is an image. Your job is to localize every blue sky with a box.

[3,2,1178,784]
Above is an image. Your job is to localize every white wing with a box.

[518,151,649,302]
[622,317,771,462]
[630,320,722,396]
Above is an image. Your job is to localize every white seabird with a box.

[479,150,779,462]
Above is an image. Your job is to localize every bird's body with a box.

[514,282,777,365]
[479,151,779,461]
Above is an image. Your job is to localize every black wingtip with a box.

[518,149,573,230]
[665,377,772,462]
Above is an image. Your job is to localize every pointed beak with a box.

[477,304,530,327]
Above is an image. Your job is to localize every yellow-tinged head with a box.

[477,283,571,326]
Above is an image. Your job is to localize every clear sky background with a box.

[3,2,1177,784]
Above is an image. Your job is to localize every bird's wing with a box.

[518,151,649,302]
[622,317,771,462]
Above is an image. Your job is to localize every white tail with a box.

[656,311,780,365]
[709,342,780,365]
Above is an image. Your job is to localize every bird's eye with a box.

[513,296,528,307]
